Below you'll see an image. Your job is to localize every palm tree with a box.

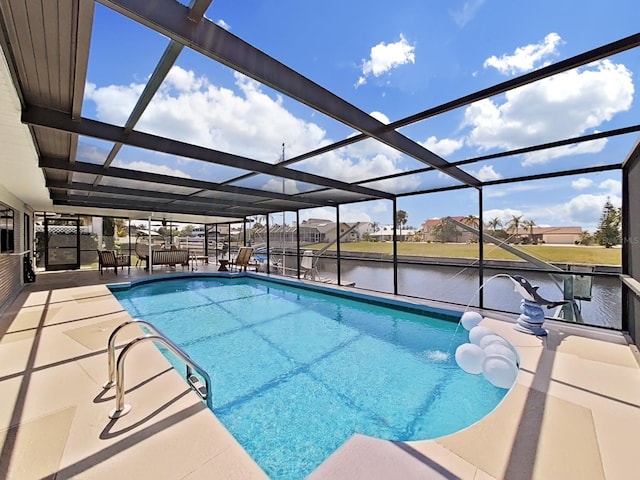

[395,210,408,229]
[522,219,537,243]
[507,214,524,241]
[487,217,502,233]
[463,214,479,229]
[462,214,480,243]
[395,210,408,241]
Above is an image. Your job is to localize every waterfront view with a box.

[314,258,622,329]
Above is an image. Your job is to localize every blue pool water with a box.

[111,276,508,479]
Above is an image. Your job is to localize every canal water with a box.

[313,258,621,329]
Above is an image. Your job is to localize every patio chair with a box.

[300,250,318,281]
[134,241,148,268]
[97,250,121,275]
[229,246,255,272]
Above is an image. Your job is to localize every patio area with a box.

[1,268,639,479]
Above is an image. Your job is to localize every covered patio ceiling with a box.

[0,0,639,225]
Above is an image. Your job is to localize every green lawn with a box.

[304,242,621,266]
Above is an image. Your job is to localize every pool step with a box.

[188,374,208,399]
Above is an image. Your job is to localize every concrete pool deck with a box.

[1,267,639,479]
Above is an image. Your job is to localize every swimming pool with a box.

[111,275,509,479]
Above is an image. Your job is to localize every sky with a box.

[80,0,638,232]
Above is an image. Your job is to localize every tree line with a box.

[391,200,622,247]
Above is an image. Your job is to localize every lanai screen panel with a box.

[289,138,431,185]
[111,145,253,184]
[98,177,202,196]
[230,174,329,195]
[83,4,170,127]
[76,137,116,164]
[361,170,464,195]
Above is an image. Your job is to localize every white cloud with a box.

[482,178,621,232]
[165,66,208,92]
[86,67,413,188]
[370,111,390,124]
[299,205,374,223]
[421,136,464,157]
[76,142,111,163]
[450,0,486,27]
[369,199,389,214]
[598,178,621,197]
[364,174,422,192]
[571,178,593,189]
[463,59,634,165]
[263,178,299,195]
[484,33,563,75]
[468,164,502,181]
[356,34,415,87]
[563,193,621,228]
[86,68,329,162]
[216,19,231,30]
[484,183,540,198]
[302,147,419,193]
[112,159,191,178]
[482,208,524,225]
[518,192,621,232]
[84,81,144,123]
[521,138,608,166]
[293,137,417,192]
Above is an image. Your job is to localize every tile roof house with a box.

[421,217,476,243]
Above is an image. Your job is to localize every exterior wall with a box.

[623,151,640,345]
[298,227,325,243]
[458,231,475,243]
[0,253,21,311]
[297,221,368,243]
[350,222,373,241]
[0,185,28,312]
[542,233,580,244]
[371,229,417,242]
[323,227,338,243]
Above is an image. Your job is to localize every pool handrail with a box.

[108,333,213,418]
[105,321,213,418]
[104,319,162,389]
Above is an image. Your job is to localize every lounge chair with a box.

[97,250,122,275]
[229,246,255,272]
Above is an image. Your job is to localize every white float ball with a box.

[468,325,494,346]
[483,343,518,365]
[455,343,486,375]
[483,354,518,389]
[479,334,510,350]
[460,311,483,331]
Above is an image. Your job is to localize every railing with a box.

[104,320,212,418]
[621,274,640,298]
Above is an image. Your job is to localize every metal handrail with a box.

[106,324,213,419]
[104,319,163,389]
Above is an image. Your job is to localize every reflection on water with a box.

[316,259,621,329]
